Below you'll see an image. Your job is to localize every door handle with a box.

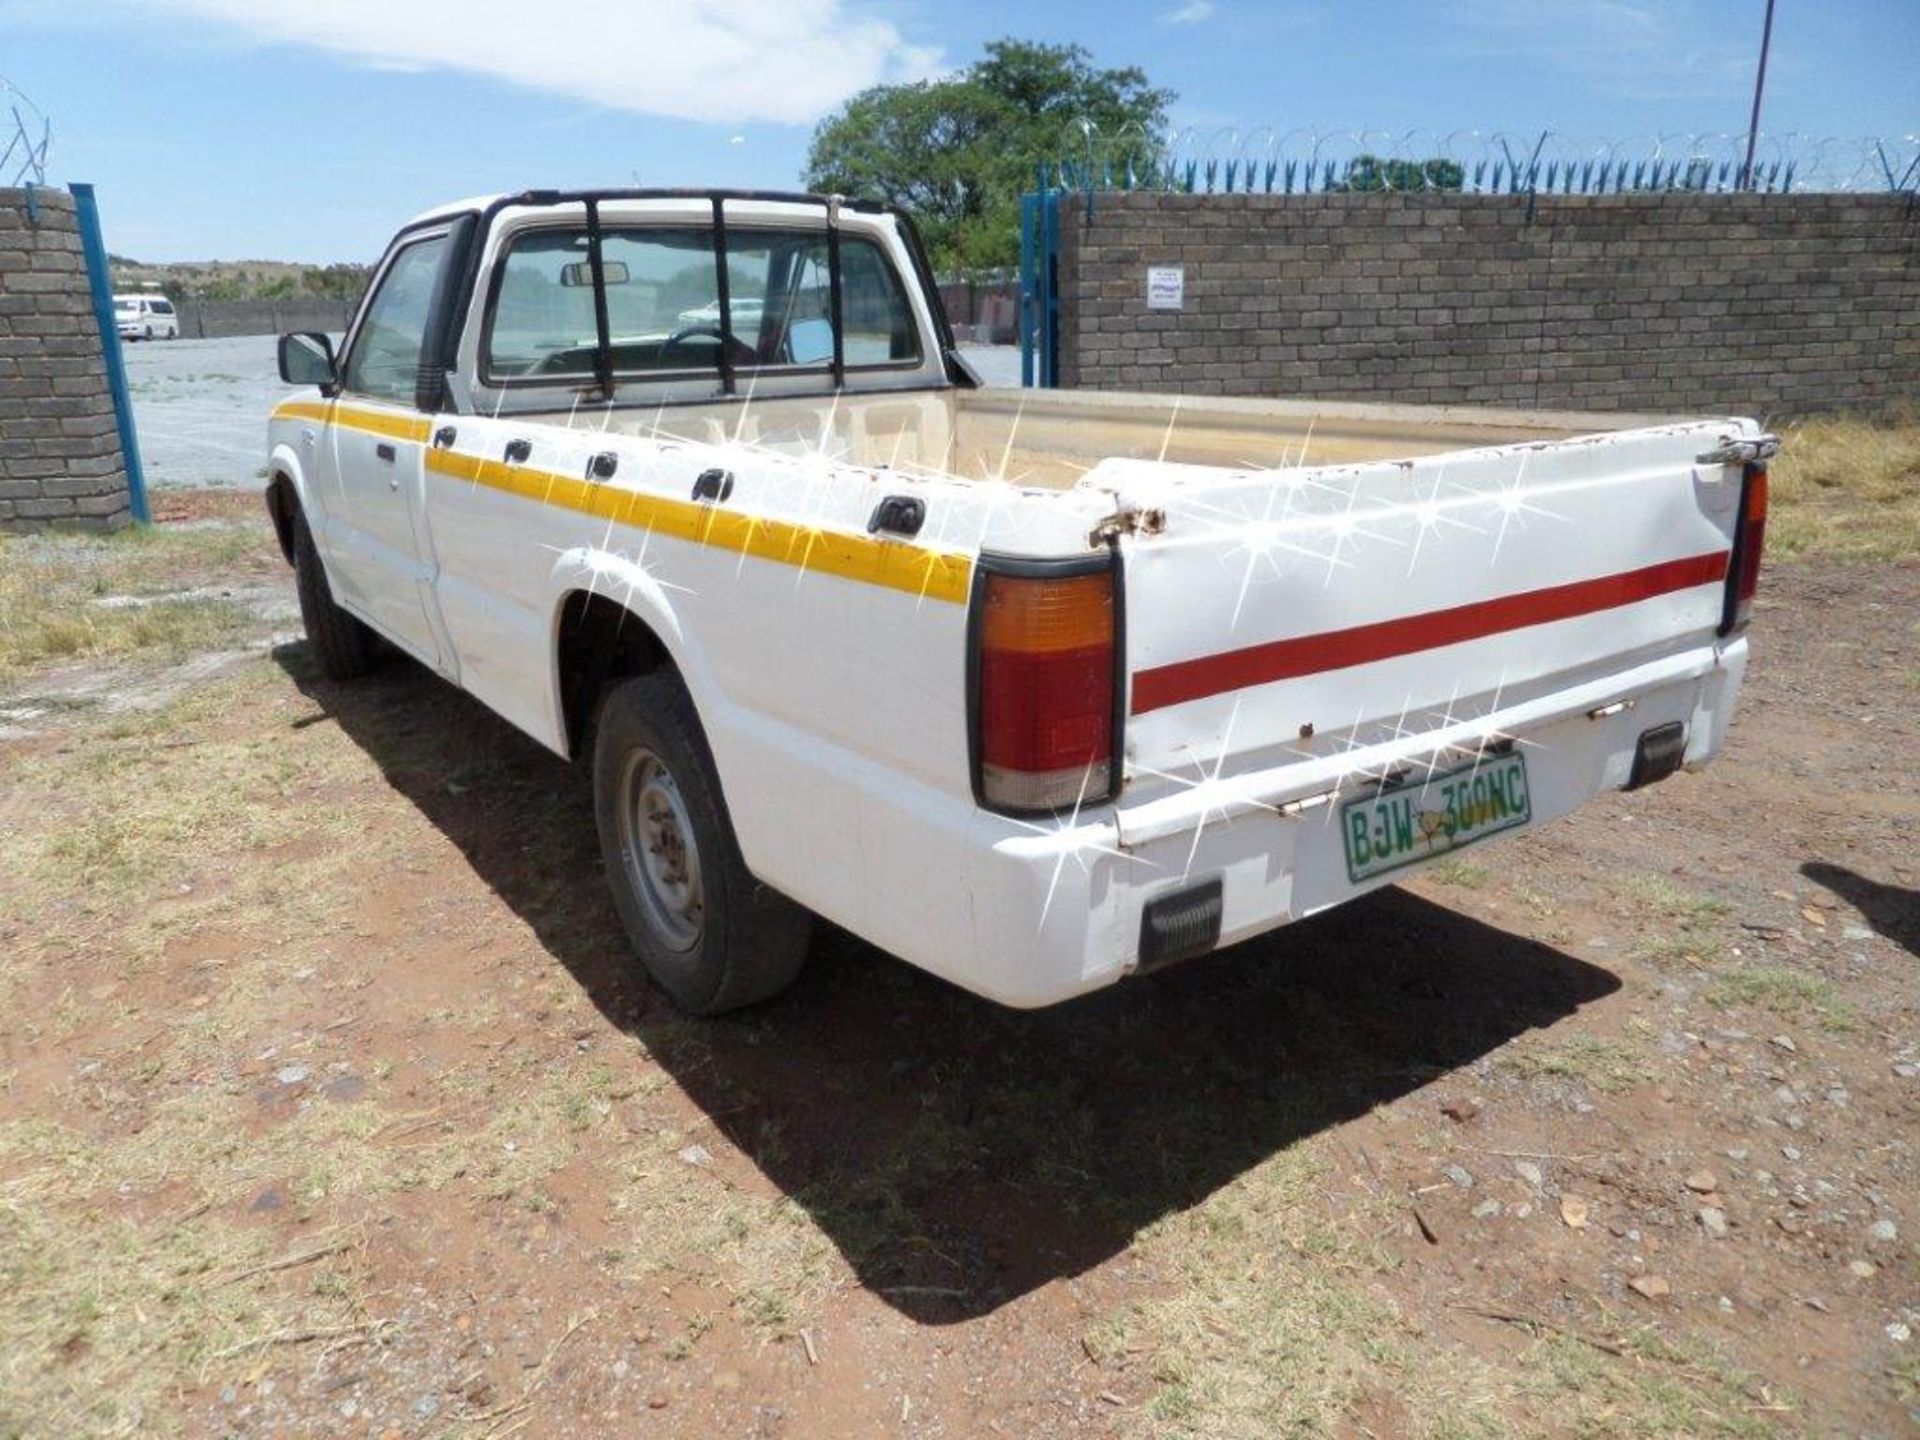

[868,495,926,538]
[375,442,396,463]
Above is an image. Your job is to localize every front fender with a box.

[265,440,315,562]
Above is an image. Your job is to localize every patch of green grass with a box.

[1706,965,1857,1032]
[1621,873,1733,923]
[1633,931,1724,965]
[1500,1035,1647,1094]
[1430,858,1493,890]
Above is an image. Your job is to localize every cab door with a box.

[310,230,452,668]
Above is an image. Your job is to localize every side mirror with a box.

[788,317,834,366]
[278,331,338,389]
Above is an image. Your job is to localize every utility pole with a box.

[1740,0,1778,190]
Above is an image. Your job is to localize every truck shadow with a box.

[279,648,1621,1324]
[1800,861,1917,958]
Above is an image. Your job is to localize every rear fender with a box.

[539,546,710,757]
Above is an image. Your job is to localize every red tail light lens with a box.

[1722,463,1768,634]
[974,566,1118,813]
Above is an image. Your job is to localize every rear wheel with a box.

[291,508,373,680]
[593,670,811,1014]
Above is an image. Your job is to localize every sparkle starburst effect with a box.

[1000,764,1153,930]
[443,386,1585,910]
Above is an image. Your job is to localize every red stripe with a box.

[1130,550,1729,715]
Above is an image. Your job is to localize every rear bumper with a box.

[952,639,1746,1007]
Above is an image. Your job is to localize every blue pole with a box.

[1038,179,1055,389]
[1019,191,1035,388]
[68,182,148,525]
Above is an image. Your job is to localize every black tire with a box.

[291,508,373,681]
[593,670,812,1015]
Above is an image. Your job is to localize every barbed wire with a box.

[1045,122,1920,197]
[2,76,52,188]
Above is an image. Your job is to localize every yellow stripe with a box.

[272,399,433,443]
[274,399,970,603]
[426,450,973,605]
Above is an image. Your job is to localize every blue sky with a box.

[4,0,1914,263]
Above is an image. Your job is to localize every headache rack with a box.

[429,187,969,406]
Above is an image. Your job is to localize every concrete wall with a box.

[173,297,356,340]
[0,188,130,532]
[1056,191,1920,417]
[936,278,1019,344]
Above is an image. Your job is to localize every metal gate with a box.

[1017,179,1062,389]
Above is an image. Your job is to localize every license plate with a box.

[1341,752,1531,883]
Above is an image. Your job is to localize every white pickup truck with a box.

[266,188,1772,1014]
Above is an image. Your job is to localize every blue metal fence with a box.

[1018,181,1063,389]
[1046,127,1920,199]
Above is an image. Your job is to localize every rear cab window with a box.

[481,219,922,388]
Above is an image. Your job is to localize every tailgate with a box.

[1106,420,1752,813]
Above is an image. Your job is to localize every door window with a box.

[341,235,450,404]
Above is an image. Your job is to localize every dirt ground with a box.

[0,501,1915,1438]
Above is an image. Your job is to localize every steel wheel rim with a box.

[617,746,704,952]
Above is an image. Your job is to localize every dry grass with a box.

[1768,411,1920,563]
[1499,1035,1647,1094]
[0,520,276,686]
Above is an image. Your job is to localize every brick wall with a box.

[1056,191,1920,417]
[0,187,130,531]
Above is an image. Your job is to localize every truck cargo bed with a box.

[531,386,1682,490]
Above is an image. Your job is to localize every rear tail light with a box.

[972,561,1120,813]
[1719,462,1768,635]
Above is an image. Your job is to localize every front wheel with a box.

[291,508,373,680]
[593,671,812,1014]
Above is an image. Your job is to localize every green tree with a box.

[1336,155,1466,193]
[804,39,1173,272]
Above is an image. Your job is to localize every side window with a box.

[341,235,450,404]
[738,234,920,368]
[486,227,720,380]
[839,240,919,365]
[150,299,175,317]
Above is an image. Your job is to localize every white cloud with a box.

[1161,0,1215,22]
[129,0,942,125]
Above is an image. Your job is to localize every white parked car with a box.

[265,188,1772,1014]
[114,293,179,340]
